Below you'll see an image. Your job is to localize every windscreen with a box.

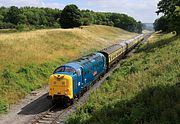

[54,66,76,74]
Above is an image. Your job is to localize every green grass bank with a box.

[66,33,180,124]
[0,25,136,114]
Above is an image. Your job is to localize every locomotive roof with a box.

[75,53,103,67]
[64,52,104,69]
[64,63,82,70]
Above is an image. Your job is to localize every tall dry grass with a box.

[0,25,136,71]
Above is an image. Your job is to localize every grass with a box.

[0,25,136,71]
[65,33,180,124]
[0,29,18,33]
[0,25,137,114]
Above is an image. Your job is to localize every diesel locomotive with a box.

[48,34,145,105]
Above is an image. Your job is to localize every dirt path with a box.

[0,86,52,124]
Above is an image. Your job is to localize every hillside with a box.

[66,33,180,124]
[0,25,137,113]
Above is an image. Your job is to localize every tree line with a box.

[154,0,180,35]
[0,6,61,30]
[0,4,142,33]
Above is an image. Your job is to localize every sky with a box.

[0,0,161,23]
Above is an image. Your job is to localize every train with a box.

[48,34,145,105]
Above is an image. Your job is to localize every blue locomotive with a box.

[48,34,145,105]
[48,53,106,104]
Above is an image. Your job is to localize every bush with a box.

[0,22,15,29]
[16,24,25,31]
[0,99,8,114]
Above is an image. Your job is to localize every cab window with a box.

[54,66,65,73]
[65,67,76,73]
[54,66,76,73]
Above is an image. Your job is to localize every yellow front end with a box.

[49,74,73,99]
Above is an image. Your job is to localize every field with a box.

[0,25,137,113]
[66,33,180,124]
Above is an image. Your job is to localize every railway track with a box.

[30,33,153,124]
[31,105,72,124]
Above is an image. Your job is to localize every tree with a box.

[0,14,3,22]
[18,14,27,24]
[136,21,143,33]
[170,6,180,34]
[154,16,169,32]
[156,0,180,15]
[0,5,141,32]
[60,4,82,28]
[81,10,94,25]
[5,6,20,25]
[156,0,180,34]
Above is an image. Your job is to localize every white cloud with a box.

[0,0,65,9]
[0,0,43,7]
[41,2,65,9]
[77,0,161,23]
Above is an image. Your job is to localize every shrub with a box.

[0,99,8,114]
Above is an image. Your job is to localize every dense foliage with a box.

[0,6,61,30]
[0,5,142,33]
[81,10,142,33]
[154,16,169,32]
[60,4,82,28]
[154,0,180,34]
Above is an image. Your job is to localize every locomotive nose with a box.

[48,74,73,99]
